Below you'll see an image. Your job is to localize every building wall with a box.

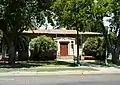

[54,37,75,58]
[25,32,102,60]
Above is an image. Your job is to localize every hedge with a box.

[82,37,105,60]
[29,35,57,60]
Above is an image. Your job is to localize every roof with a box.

[23,29,102,35]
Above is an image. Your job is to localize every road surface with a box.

[0,74,120,85]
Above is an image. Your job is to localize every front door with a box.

[60,42,68,56]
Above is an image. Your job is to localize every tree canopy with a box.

[52,0,120,64]
[52,0,113,32]
[0,0,55,64]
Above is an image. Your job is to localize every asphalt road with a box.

[0,74,120,85]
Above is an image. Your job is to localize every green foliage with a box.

[0,0,55,43]
[83,37,105,60]
[52,0,114,64]
[0,0,55,38]
[52,0,113,32]
[107,1,120,64]
[29,35,57,60]
[52,0,92,31]
[0,0,55,64]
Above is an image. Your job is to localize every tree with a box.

[52,0,96,66]
[108,0,120,64]
[52,0,113,64]
[90,0,113,65]
[52,0,94,31]
[91,0,120,64]
[29,35,57,60]
[0,0,55,64]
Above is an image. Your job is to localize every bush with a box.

[82,37,105,60]
[29,35,57,60]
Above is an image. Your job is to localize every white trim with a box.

[54,37,75,57]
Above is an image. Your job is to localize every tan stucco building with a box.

[23,28,102,59]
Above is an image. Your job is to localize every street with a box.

[0,74,120,85]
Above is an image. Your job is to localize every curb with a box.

[0,70,120,76]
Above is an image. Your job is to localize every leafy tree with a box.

[91,0,120,64]
[52,0,114,64]
[0,0,55,64]
[90,0,113,64]
[29,35,57,60]
[52,0,97,65]
[107,0,120,64]
[52,0,94,31]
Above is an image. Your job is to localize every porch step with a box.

[57,56,74,59]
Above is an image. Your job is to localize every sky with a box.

[103,17,111,27]
[40,16,112,29]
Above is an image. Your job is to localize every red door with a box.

[60,42,68,56]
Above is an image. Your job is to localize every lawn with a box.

[0,60,98,72]
[0,60,75,68]
[0,67,97,72]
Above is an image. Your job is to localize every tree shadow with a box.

[0,60,75,68]
[81,60,120,68]
[0,62,42,68]
[81,60,107,67]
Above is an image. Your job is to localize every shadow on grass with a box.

[26,61,74,67]
[0,61,74,68]
[81,60,106,67]
[106,60,120,69]
[3,59,120,68]
[0,62,41,68]
[81,60,120,68]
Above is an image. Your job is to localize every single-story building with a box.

[0,28,102,61]
[23,28,102,60]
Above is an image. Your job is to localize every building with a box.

[23,28,102,60]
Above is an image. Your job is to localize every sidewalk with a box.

[0,67,120,76]
[91,67,120,74]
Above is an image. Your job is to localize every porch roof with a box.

[23,29,102,35]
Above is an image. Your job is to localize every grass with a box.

[24,67,97,72]
[81,60,106,67]
[81,60,120,68]
[0,60,97,72]
[0,60,74,68]
[0,67,97,72]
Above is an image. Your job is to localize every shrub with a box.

[29,35,57,60]
[82,37,105,60]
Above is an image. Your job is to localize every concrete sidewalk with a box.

[0,67,120,76]
[91,67,120,74]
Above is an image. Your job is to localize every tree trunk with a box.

[111,50,119,64]
[104,46,108,65]
[99,20,109,65]
[8,41,16,65]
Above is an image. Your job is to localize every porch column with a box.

[57,41,60,57]
[28,43,31,58]
[73,41,75,56]
[69,41,71,55]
